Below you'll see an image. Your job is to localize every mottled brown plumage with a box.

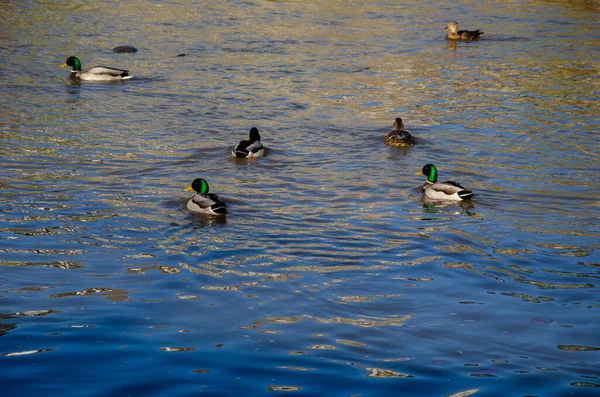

[444,21,483,41]
[383,118,415,147]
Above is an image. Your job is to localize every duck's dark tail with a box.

[210,201,227,214]
[232,149,249,158]
[458,189,474,200]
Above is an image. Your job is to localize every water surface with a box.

[1,1,599,396]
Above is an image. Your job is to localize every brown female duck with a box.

[384,118,415,147]
[444,21,483,40]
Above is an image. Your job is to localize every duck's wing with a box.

[246,141,265,155]
[190,195,214,210]
[84,66,131,78]
[188,194,227,214]
[458,29,483,40]
[432,181,473,200]
[233,139,264,157]
[206,194,227,214]
[384,130,414,146]
[232,139,251,157]
[383,130,396,144]
[397,130,415,145]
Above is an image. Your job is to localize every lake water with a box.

[1,0,599,396]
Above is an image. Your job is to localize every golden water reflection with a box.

[444,389,481,397]
[253,314,412,328]
[0,260,83,269]
[363,367,413,378]
[47,287,129,301]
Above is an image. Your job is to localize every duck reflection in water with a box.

[190,215,227,228]
[421,200,476,218]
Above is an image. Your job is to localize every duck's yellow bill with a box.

[60,62,68,68]
[414,170,423,175]
[184,186,193,192]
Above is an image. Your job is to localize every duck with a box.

[232,127,265,158]
[60,56,133,81]
[415,164,473,201]
[184,178,227,215]
[384,118,415,147]
[444,21,484,41]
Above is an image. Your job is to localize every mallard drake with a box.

[444,21,484,40]
[415,164,473,201]
[232,127,265,158]
[384,118,415,147]
[184,178,227,215]
[60,56,133,81]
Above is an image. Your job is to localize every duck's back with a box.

[384,130,415,147]
[425,180,473,200]
[77,66,132,80]
[188,194,227,214]
[232,139,265,158]
[458,29,483,40]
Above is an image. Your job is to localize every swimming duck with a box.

[232,127,265,158]
[444,21,484,40]
[60,56,133,81]
[415,164,473,201]
[384,118,415,147]
[184,178,227,215]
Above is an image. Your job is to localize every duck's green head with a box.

[415,164,438,183]
[249,127,261,142]
[185,178,210,195]
[61,56,81,71]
